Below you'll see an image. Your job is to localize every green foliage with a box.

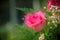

[16,8,35,14]
[8,24,40,40]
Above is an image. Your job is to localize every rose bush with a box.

[24,11,46,32]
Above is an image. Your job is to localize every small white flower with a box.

[44,6,46,9]
[50,27,53,29]
[39,33,45,40]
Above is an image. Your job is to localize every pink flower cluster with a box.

[48,0,60,11]
[24,11,46,32]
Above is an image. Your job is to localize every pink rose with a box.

[48,0,60,11]
[24,11,46,32]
